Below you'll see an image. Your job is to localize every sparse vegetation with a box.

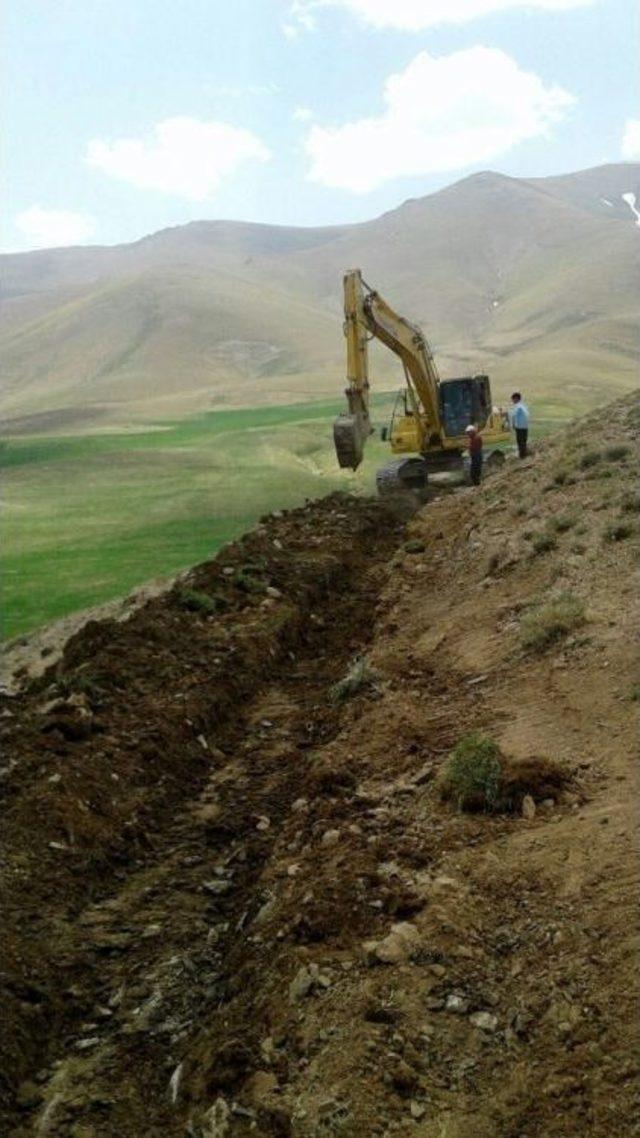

[234,561,268,593]
[55,671,102,699]
[620,491,640,514]
[548,511,578,533]
[329,655,379,703]
[520,591,586,651]
[545,468,577,492]
[630,684,640,702]
[176,588,219,614]
[579,450,601,469]
[603,521,634,543]
[530,531,557,555]
[604,444,630,461]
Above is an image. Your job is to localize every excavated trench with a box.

[0,494,405,1136]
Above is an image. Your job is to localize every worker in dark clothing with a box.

[465,424,483,486]
[510,392,530,458]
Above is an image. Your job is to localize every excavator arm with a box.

[333,269,443,470]
[333,271,373,470]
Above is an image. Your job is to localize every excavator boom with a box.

[333,270,373,470]
[334,269,443,469]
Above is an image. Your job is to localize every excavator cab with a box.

[439,376,491,438]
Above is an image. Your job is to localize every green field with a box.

[1,399,569,640]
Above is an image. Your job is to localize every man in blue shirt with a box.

[510,392,530,458]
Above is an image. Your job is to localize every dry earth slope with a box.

[1,392,639,1137]
[1,163,639,428]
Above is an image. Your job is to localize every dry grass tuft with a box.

[520,591,585,651]
[329,655,379,702]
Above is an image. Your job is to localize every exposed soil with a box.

[1,398,639,1137]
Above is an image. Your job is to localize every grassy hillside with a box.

[1,399,571,640]
[1,164,638,430]
[0,400,387,639]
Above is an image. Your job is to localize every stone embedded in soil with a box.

[289,962,331,1001]
[522,794,537,819]
[364,921,421,965]
[469,1011,499,1032]
[410,1100,426,1120]
[203,879,233,895]
[321,828,341,846]
[445,994,469,1015]
[202,1097,231,1137]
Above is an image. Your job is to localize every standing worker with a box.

[510,392,530,458]
[465,424,483,486]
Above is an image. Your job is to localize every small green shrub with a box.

[55,671,102,698]
[329,656,379,702]
[579,450,601,470]
[177,588,218,614]
[404,539,426,554]
[630,684,640,702]
[547,469,576,489]
[437,734,502,812]
[439,736,570,814]
[548,512,578,534]
[603,521,634,543]
[513,503,528,517]
[234,561,268,593]
[530,532,557,556]
[604,445,630,461]
[520,591,586,651]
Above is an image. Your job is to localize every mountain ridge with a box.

[2,162,638,431]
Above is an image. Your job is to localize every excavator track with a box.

[375,457,429,508]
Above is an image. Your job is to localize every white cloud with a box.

[285,0,590,33]
[14,207,96,250]
[621,118,640,160]
[305,46,575,192]
[86,116,271,201]
[282,0,318,35]
[293,106,314,122]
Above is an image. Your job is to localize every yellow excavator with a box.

[333,269,510,497]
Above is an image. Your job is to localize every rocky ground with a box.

[1,397,638,1137]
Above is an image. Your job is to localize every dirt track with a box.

[1,399,639,1137]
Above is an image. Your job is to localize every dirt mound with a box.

[1,397,639,1137]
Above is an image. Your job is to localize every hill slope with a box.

[1,164,638,430]
[1,394,638,1134]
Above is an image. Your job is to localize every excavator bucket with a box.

[333,412,368,470]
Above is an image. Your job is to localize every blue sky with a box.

[5,0,639,250]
